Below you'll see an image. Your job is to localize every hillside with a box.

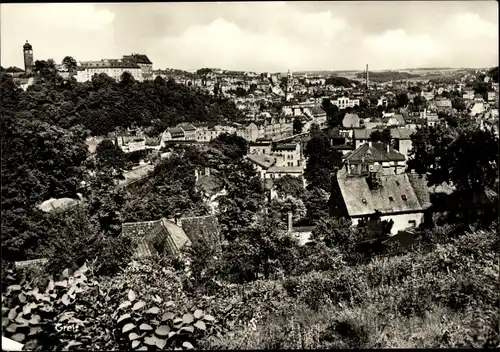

[355,71,421,82]
[2,224,497,350]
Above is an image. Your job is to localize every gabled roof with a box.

[249,140,272,146]
[342,113,361,128]
[272,143,297,151]
[267,166,303,173]
[388,114,405,126]
[353,128,374,140]
[337,171,423,217]
[389,127,416,140]
[121,218,191,258]
[168,127,185,137]
[123,54,153,65]
[246,154,276,169]
[178,123,196,132]
[180,215,221,250]
[311,107,326,116]
[118,164,155,189]
[345,142,405,164]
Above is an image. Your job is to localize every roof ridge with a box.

[122,220,161,226]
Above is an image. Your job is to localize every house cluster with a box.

[159,107,327,145]
[245,139,306,190]
[335,140,453,234]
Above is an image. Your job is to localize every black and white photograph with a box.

[1,1,498,350]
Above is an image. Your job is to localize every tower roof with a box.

[23,40,32,50]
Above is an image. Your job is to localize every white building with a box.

[76,60,143,82]
[331,97,360,109]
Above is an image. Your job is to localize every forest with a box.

[1,67,499,350]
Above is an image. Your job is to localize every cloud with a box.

[363,29,443,69]
[444,12,497,39]
[1,4,117,66]
[1,2,498,71]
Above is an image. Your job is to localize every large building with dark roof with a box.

[337,141,428,234]
[122,53,153,80]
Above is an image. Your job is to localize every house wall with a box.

[249,145,272,155]
[398,139,413,160]
[351,212,424,235]
[182,130,196,140]
[272,146,301,167]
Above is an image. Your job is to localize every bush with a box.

[114,289,216,350]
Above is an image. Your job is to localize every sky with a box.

[1,1,498,72]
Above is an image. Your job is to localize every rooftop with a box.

[123,54,153,65]
[337,171,423,217]
[267,166,303,173]
[245,154,276,169]
[345,142,406,164]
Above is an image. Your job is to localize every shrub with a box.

[1,263,96,350]
[114,289,216,350]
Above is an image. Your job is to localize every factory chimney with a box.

[366,64,369,89]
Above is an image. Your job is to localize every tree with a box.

[293,117,303,134]
[273,175,306,199]
[369,128,391,145]
[396,93,409,108]
[62,56,77,73]
[311,217,354,250]
[303,187,330,224]
[487,66,498,83]
[94,139,127,178]
[304,131,342,192]
[269,195,307,230]
[218,160,265,241]
[209,133,248,161]
[409,124,498,202]
[322,98,343,128]
[413,95,427,108]
[120,71,136,86]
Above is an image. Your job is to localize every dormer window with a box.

[389,196,394,202]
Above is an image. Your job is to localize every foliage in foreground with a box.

[2,225,497,350]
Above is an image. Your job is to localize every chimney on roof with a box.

[287,211,293,232]
[174,212,182,226]
[368,141,372,147]
[386,143,390,153]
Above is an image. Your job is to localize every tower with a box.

[285,68,293,101]
[366,64,369,89]
[23,40,34,75]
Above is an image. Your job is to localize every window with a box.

[389,196,394,202]
[401,195,407,201]
[408,220,416,227]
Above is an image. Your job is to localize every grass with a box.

[200,228,499,349]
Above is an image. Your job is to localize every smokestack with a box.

[287,211,293,232]
[366,64,369,89]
